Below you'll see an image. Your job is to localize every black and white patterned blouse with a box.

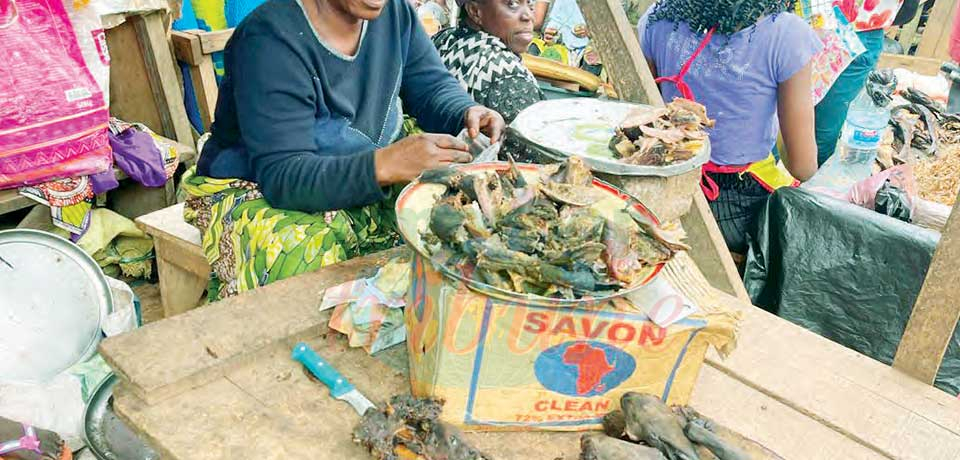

[433,26,544,123]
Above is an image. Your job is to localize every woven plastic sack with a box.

[0,0,111,189]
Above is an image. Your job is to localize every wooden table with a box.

[100,249,960,460]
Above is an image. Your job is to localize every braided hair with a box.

[649,0,797,35]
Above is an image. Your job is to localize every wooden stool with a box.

[136,203,209,318]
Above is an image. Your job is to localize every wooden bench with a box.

[135,203,209,318]
[170,28,234,130]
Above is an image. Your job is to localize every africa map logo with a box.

[533,341,636,397]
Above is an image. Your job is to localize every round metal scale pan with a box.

[395,162,666,308]
[509,98,711,177]
[84,374,160,460]
[0,229,110,384]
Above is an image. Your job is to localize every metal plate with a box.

[509,98,711,177]
[84,374,160,460]
[0,229,110,384]
[396,162,665,308]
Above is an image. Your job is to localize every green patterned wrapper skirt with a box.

[181,167,401,301]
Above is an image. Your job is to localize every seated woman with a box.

[432,0,542,123]
[185,0,504,300]
[638,0,821,256]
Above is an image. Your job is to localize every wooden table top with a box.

[100,250,960,459]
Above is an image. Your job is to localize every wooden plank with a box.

[132,12,194,145]
[877,53,944,75]
[196,28,234,54]
[0,190,35,216]
[135,203,200,247]
[690,368,883,460]
[577,0,662,105]
[666,254,960,459]
[170,30,203,66]
[705,291,960,459]
[107,19,166,134]
[190,54,219,130]
[896,0,928,51]
[114,337,881,460]
[894,196,960,384]
[916,0,957,60]
[682,192,751,301]
[99,249,405,405]
[155,238,208,317]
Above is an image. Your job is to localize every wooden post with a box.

[577,0,750,301]
[916,0,957,60]
[131,12,194,145]
[893,195,960,384]
[172,31,221,130]
[895,0,928,52]
[578,0,662,105]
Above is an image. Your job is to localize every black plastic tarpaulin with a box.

[744,187,960,394]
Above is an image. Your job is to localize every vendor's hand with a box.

[374,134,471,185]
[464,106,505,143]
[544,27,558,43]
[573,24,588,38]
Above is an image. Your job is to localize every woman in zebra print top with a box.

[433,0,544,123]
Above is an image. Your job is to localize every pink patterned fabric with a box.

[0,0,111,189]
[951,0,960,63]
[835,0,904,32]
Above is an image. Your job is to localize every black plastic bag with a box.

[875,181,912,222]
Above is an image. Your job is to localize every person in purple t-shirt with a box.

[638,0,822,256]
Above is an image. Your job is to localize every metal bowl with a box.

[509,98,711,177]
[83,374,160,460]
[395,162,666,308]
[0,229,110,384]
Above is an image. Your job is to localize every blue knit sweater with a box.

[198,0,476,212]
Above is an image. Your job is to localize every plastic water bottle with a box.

[840,89,892,163]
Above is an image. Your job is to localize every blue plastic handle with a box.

[291,342,355,398]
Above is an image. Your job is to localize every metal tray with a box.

[0,229,110,384]
[83,374,160,460]
[509,98,711,177]
[395,162,665,308]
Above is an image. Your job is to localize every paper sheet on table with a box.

[624,276,699,328]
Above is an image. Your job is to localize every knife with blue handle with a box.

[291,342,376,415]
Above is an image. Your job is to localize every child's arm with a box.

[777,62,818,182]
[534,0,550,31]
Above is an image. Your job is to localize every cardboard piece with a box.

[405,253,738,431]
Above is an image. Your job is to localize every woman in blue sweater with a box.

[182,0,504,300]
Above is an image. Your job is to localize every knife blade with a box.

[291,342,376,415]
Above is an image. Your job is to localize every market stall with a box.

[91,1,960,459]
[98,247,960,459]
[8,0,960,458]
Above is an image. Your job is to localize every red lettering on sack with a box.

[639,323,667,346]
[581,318,609,338]
[608,323,636,342]
[532,399,614,413]
[551,317,577,336]
[524,312,549,334]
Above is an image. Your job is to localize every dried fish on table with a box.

[610,98,713,166]
[581,393,784,460]
[353,395,490,460]
[621,393,700,460]
[418,157,687,300]
[580,433,667,460]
